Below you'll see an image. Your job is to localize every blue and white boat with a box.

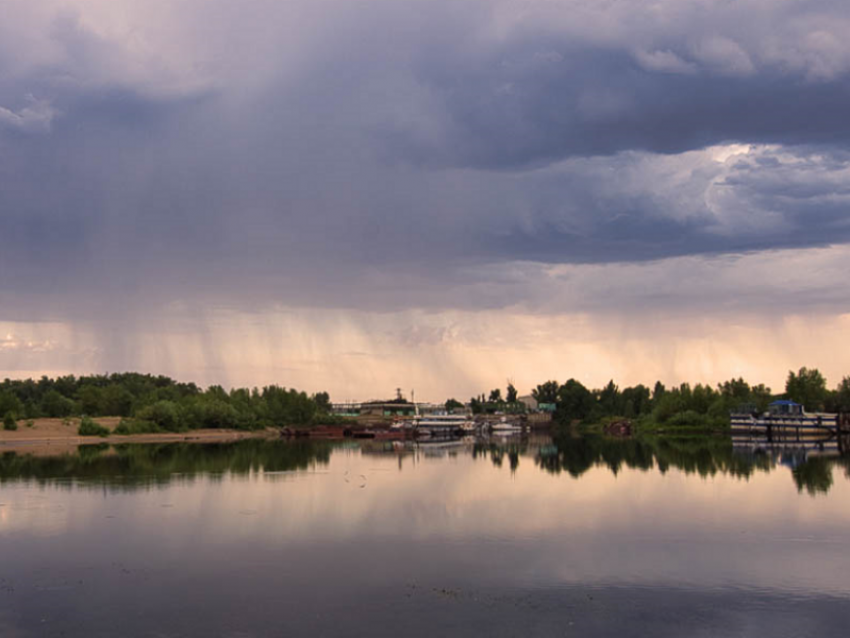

[731,400,838,438]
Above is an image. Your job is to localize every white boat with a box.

[401,413,476,437]
[490,417,522,433]
[731,400,839,438]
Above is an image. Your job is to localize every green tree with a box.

[445,398,464,411]
[77,385,103,415]
[834,377,850,412]
[53,375,77,398]
[41,390,76,418]
[690,384,715,414]
[652,390,685,423]
[718,378,751,402]
[3,412,17,431]
[556,379,594,424]
[786,367,828,411]
[532,381,559,404]
[488,388,502,403]
[198,399,240,429]
[137,400,182,431]
[0,391,23,419]
[0,373,329,432]
[258,386,316,426]
[598,380,621,416]
[101,385,135,416]
[22,400,40,420]
[621,385,651,416]
[506,383,518,403]
[750,384,773,413]
[313,391,331,413]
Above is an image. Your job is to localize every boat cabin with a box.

[768,400,803,417]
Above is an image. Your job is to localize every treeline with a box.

[476,367,850,428]
[0,373,334,431]
[465,382,527,414]
[533,377,771,428]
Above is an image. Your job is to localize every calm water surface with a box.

[1,435,849,637]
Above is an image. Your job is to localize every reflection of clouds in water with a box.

[0,441,849,598]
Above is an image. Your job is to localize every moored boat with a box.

[731,400,839,439]
[396,412,477,437]
[489,416,523,433]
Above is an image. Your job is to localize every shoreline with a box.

[0,416,280,454]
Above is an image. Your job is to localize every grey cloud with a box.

[0,96,56,133]
[633,50,697,75]
[401,45,850,169]
[2,1,850,321]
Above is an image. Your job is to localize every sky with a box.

[2,0,850,401]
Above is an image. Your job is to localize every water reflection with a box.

[362,433,850,495]
[1,434,848,495]
[1,434,849,637]
[0,439,335,490]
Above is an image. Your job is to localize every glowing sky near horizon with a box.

[2,0,850,400]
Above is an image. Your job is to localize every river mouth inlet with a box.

[2,435,849,637]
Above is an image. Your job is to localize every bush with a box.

[114,418,162,435]
[25,420,34,428]
[0,393,23,419]
[3,413,18,431]
[666,410,709,427]
[41,390,76,418]
[182,398,240,430]
[662,411,727,428]
[136,401,182,432]
[78,417,110,437]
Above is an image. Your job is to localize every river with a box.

[1,435,849,637]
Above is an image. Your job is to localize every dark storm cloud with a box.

[2,0,850,318]
[404,49,850,169]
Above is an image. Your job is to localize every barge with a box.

[731,400,848,447]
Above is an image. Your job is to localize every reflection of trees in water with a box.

[508,449,520,473]
[473,441,527,472]
[792,458,834,496]
[535,435,677,478]
[0,439,335,491]
[535,434,845,495]
[3,436,845,495]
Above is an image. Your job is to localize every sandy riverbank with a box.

[0,417,278,454]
